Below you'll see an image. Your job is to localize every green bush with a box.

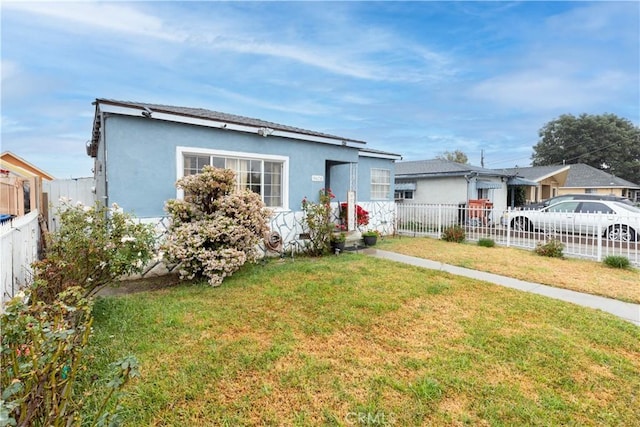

[0,200,152,426]
[477,238,496,248]
[301,189,337,256]
[1,289,139,426]
[603,255,631,269]
[33,200,156,302]
[534,239,564,258]
[441,225,465,243]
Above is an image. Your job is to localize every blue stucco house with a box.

[86,99,401,246]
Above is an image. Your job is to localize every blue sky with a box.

[2,1,638,178]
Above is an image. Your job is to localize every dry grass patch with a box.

[84,255,640,426]
[381,236,640,303]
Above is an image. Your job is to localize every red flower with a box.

[340,203,369,226]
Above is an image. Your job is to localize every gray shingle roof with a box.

[396,159,508,177]
[94,98,367,144]
[500,164,639,188]
[563,164,640,188]
[500,165,569,181]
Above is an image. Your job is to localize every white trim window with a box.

[394,190,413,200]
[371,168,391,200]
[177,147,288,209]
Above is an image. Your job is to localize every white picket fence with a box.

[396,203,640,267]
[1,210,40,308]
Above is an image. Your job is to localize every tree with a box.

[162,166,270,286]
[437,149,468,164]
[531,113,640,184]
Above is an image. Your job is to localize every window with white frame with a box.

[394,190,413,200]
[370,168,391,200]
[180,148,287,209]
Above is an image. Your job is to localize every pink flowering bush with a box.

[163,166,270,286]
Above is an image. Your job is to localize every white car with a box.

[509,200,640,242]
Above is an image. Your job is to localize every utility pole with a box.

[480,149,485,168]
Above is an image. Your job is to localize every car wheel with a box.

[511,217,531,231]
[606,225,636,242]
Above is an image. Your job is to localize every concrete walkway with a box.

[363,248,640,327]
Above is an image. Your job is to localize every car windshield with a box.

[545,201,580,212]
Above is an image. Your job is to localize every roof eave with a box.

[359,150,402,161]
[93,99,367,148]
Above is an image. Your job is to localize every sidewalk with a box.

[363,248,640,327]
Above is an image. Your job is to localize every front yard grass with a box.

[86,254,639,426]
[379,236,640,303]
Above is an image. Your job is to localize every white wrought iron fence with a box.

[395,203,640,267]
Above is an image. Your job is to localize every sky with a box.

[1,1,638,179]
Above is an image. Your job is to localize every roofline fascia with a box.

[359,151,403,161]
[395,172,469,179]
[561,185,640,190]
[94,101,366,148]
[0,151,55,180]
[395,170,508,179]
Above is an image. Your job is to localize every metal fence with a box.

[396,203,640,267]
[1,210,40,308]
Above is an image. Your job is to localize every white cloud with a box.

[470,67,636,112]
[1,60,20,82]
[0,115,31,133]
[3,1,186,42]
[2,1,455,87]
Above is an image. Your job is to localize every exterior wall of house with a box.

[411,177,468,205]
[469,177,507,216]
[356,155,396,202]
[558,187,623,197]
[397,175,507,222]
[99,115,363,218]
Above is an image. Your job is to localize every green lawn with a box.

[86,254,640,426]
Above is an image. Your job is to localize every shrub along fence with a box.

[396,203,640,267]
[1,210,40,308]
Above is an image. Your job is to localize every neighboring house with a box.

[501,164,640,204]
[0,151,55,217]
[560,164,640,202]
[86,99,401,245]
[394,159,510,215]
[500,165,570,204]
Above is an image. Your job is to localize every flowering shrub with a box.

[301,189,336,256]
[0,287,140,426]
[0,199,150,426]
[340,202,369,228]
[32,200,156,303]
[162,166,270,286]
